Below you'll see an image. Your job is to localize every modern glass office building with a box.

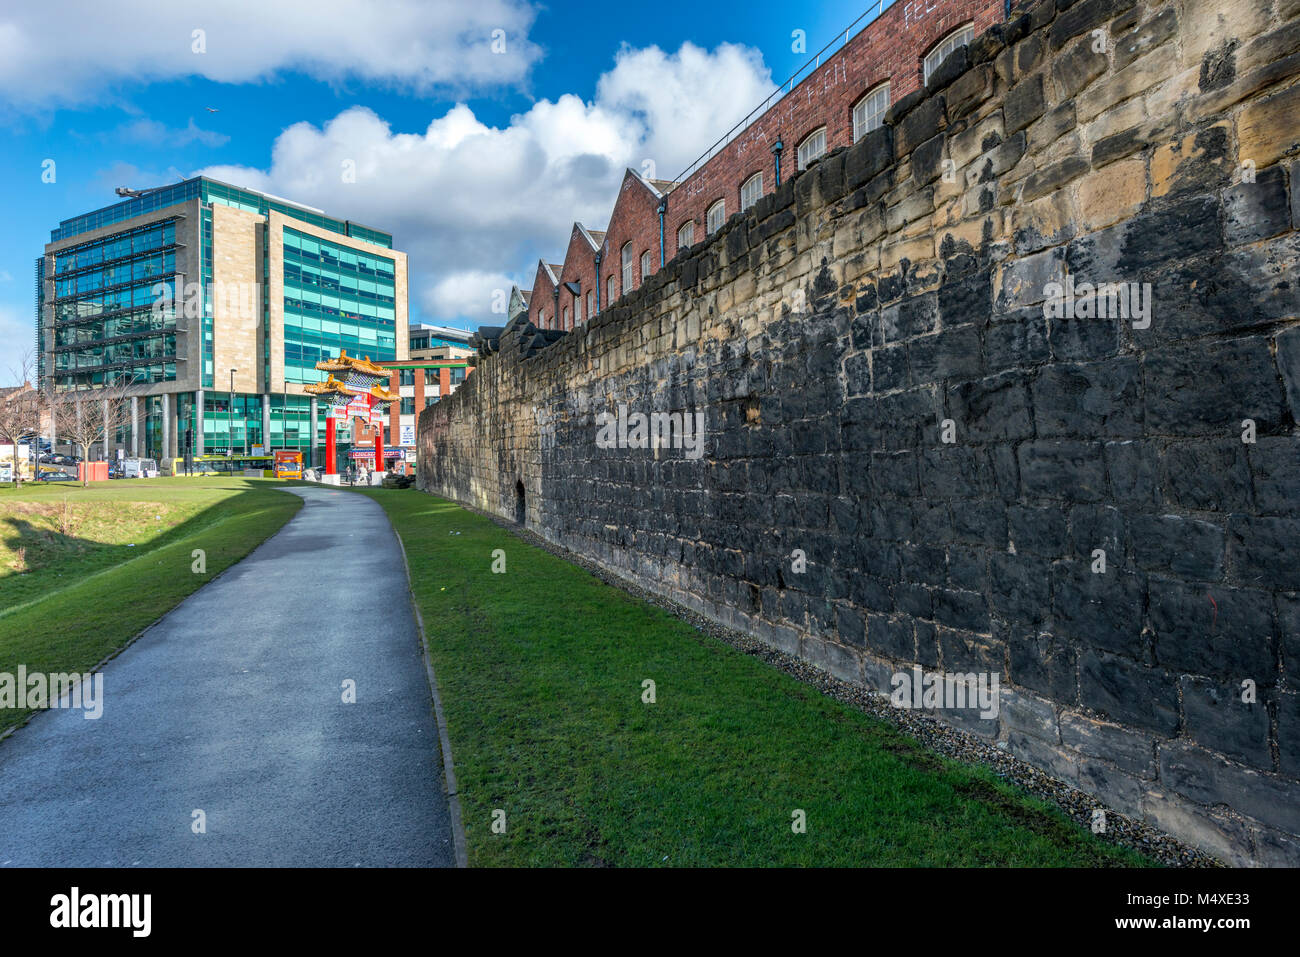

[36,176,407,467]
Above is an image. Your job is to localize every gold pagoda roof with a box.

[302,373,398,403]
[302,374,352,398]
[314,349,390,378]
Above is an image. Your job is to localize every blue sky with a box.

[0,0,892,381]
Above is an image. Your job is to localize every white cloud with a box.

[194,42,775,324]
[115,117,230,148]
[0,0,542,109]
[597,42,775,176]
[426,270,520,321]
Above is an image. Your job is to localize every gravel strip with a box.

[439,494,1222,868]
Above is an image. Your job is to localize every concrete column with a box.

[309,397,318,468]
[162,393,173,462]
[262,394,271,452]
[130,396,139,456]
[195,389,204,457]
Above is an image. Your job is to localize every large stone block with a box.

[1179,675,1271,766]
[1004,74,1046,134]
[1060,710,1155,777]
[1129,513,1225,581]
[1049,0,1136,51]
[1249,437,1300,517]
[948,373,1035,443]
[1159,741,1300,834]
[1078,649,1179,735]
[1229,516,1300,591]
[1052,563,1145,654]
[1018,440,1108,502]
[1147,578,1276,678]
[1223,164,1291,245]
[1030,358,1142,439]
[1077,158,1146,231]
[1150,123,1233,199]
[1005,626,1078,702]
[990,551,1052,625]
[1144,338,1287,435]
[1237,83,1300,170]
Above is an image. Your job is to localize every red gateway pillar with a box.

[325,413,337,475]
[372,396,384,476]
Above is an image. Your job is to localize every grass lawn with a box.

[0,477,301,733]
[364,488,1151,867]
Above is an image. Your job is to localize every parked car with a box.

[108,462,125,479]
[37,470,77,482]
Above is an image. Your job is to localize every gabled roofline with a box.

[625,167,678,199]
[574,222,604,251]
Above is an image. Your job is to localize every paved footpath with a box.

[0,486,454,867]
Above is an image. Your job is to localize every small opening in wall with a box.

[743,396,761,427]
[515,479,526,525]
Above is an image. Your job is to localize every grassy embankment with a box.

[364,488,1151,867]
[0,476,301,732]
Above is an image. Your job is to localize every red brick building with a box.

[526,0,1006,331]
[556,224,604,331]
[599,170,676,308]
[664,0,1005,258]
[527,260,562,331]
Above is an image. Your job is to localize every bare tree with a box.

[52,381,135,487]
[0,352,47,488]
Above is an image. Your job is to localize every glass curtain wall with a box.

[280,227,398,384]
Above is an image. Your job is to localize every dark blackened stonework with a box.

[421,0,1300,865]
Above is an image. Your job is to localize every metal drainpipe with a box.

[552,287,559,330]
[772,138,784,188]
[594,250,603,315]
[657,197,667,268]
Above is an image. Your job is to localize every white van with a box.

[123,457,159,478]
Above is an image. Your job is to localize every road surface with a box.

[0,486,454,867]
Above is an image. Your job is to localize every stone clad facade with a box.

[422,0,1300,864]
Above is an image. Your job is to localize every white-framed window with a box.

[740,172,763,210]
[797,127,827,170]
[607,274,615,305]
[640,249,652,280]
[853,83,890,141]
[706,199,725,234]
[575,295,583,324]
[563,306,570,330]
[924,24,974,85]
[586,290,594,318]
[538,309,545,328]
[621,242,634,292]
[677,221,694,251]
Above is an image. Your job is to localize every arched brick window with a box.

[852,83,890,141]
[797,127,827,170]
[923,24,974,85]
